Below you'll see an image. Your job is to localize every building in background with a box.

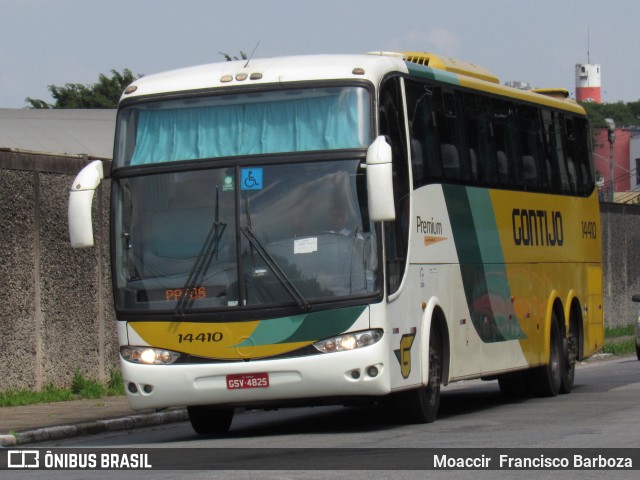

[592,127,640,203]
[575,63,602,103]
[631,130,640,192]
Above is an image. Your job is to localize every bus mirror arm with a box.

[366,136,396,222]
[68,160,104,248]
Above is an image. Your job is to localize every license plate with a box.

[226,372,269,390]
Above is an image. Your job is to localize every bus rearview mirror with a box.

[366,136,396,222]
[68,160,104,248]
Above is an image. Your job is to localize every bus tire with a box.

[398,327,442,424]
[187,406,234,435]
[530,315,562,397]
[559,320,577,394]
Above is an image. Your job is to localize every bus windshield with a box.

[114,86,371,168]
[113,160,380,313]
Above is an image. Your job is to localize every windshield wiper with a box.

[241,226,311,311]
[176,187,226,316]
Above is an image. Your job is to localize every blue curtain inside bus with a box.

[129,90,368,165]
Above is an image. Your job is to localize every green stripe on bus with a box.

[443,185,525,343]
[234,305,367,347]
[404,62,461,85]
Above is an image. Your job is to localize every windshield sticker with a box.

[294,237,318,254]
[222,175,234,192]
[241,168,264,190]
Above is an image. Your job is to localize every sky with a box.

[2,0,639,108]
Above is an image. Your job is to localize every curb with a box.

[0,408,188,447]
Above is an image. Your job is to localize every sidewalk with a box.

[0,396,187,446]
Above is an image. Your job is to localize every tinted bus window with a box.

[517,104,544,191]
[434,88,468,182]
[406,79,441,187]
[491,99,521,187]
[464,93,494,185]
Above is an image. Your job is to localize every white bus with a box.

[69,52,604,434]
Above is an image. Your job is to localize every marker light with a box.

[120,346,180,365]
[313,329,383,353]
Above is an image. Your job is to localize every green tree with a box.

[580,100,640,128]
[25,68,141,109]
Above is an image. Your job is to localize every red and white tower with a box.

[575,63,602,103]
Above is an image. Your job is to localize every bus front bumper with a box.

[120,338,391,410]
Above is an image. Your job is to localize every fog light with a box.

[351,370,361,379]
[366,366,379,378]
[143,384,153,394]
[128,382,138,394]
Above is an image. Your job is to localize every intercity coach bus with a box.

[68,51,604,434]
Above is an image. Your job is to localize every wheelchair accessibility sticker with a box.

[241,168,263,191]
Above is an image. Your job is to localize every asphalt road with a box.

[7,355,640,480]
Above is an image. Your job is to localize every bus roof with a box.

[121,52,585,115]
[120,54,409,101]
[400,51,500,84]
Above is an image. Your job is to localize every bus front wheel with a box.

[187,405,234,435]
[397,327,442,424]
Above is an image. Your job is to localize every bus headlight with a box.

[120,346,180,365]
[313,329,383,353]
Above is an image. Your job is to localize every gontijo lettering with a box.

[512,208,563,247]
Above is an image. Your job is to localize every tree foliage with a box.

[580,100,640,128]
[25,68,141,109]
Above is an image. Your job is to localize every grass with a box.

[603,338,636,356]
[603,324,637,356]
[605,325,635,338]
[0,369,125,408]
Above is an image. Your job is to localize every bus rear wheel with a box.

[530,316,562,397]
[187,406,234,435]
[559,321,577,394]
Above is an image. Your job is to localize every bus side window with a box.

[564,115,591,195]
[571,116,595,195]
[517,104,544,191]
[542,110,563,194]
[435,89,468,182]
[463,93,493,185]
[405,79,440,187]
[543,109,580,195]
[491,99,521,188]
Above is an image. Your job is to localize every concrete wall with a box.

[600,202,640,326]
[1,151,639,391]
[0,152,115,391]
